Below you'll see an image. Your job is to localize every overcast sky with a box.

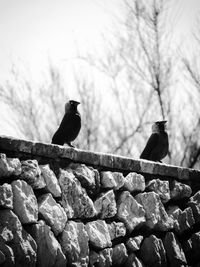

[0,0,199,82]
[0,0,120,81]
[0,0,200,139]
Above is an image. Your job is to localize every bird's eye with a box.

[70,101,73,105]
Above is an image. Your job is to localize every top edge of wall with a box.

[0,135,199,181]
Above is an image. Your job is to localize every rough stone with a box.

[107,222,126,240]
[68,163,100,196]
[100,171,124,190]
[98,248,113,267]
[0,209,37,267]
[60,221,89,267]
[59,169,97,219]
[117,191,145,232]
[12,180,38,224]
[89,250,100,267]
[38,193,67,236]
[85,220,112,249]
[0,153,11,177]
[94,190,117,219]
[0,183,13,209]
[164,232,187,267]
[146,179,170,203]
[167,206,195,234]
[182,231,200,264]
[0,236,15,267]
[29,220,66,267]
[20,159,46,189]
[126,235,143,252]
[170,180,192,200]
[40,164,61,197]
[135,192,172,231]
[112,243,128,267]
[188,190,200,223]
[125,253,145,267]
[124,172,145,193]
[140,235,167,267]
[0,249,5,264]
[7,157,21,176]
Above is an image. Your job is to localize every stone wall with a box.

[0,136,200,267]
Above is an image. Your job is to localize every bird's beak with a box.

[76,101,80,106]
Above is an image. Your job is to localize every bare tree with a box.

[0,64,68,142]
[181,17,200,168]
[78,0,176,158]
[0,63,104,151]
[1,1,199,168]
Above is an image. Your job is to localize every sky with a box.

[0,0,200,138]
[0,0,120,82]
[0,0,199,82]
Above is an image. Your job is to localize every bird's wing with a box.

[59,112,80,131]
[52,113,80,145]
[140,133,159,159]
[56,112,81,140]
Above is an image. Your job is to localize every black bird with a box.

[140,121,168,162]
[52,100,81,147]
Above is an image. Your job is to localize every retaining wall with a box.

[0,136,200,267]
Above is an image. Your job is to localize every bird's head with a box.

[152,120,167,132]
[65,100,80,113]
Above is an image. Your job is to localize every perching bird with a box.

[140,120,168,162]
[51,100,81,147]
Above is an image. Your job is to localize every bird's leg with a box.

[158,160,162,163]
[67,142,75,148]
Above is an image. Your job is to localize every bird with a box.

[51,100,81,147]
[140,120,168,162]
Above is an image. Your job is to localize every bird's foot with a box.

[67,142,75,148]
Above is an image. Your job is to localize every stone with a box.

[59,169,96,219]
[0,153,16,178]
[124,172,145,193]
[68,163,100,196]
[146,179,170,203]
[126,235,143,252]
[85,220,112,249]
[167,206,195,234]
[7,157,21,176]
[29,220,66,267]
[94,190,117,219]
[60,221,89,267]
[188,190,200,223]
[0,236,15,267]
[164,232,187,267]
[40,164,61,197]
[20,159,46,189]
[125,253,145,267]
[0,249,5,264]
[0,183,13,209]
[112,243,128,266]
[98,248,113,267]
[107,222,126,240]
[135,192,172,231]
[38,193,67,236]
[100,171,124,190]
[140,235,167,267]
[0,210,37,267]
[182,231,200,264]
[12,180,38,224]
[117,191,145,232]
[170,180,192,200]
[89,251,100,267]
